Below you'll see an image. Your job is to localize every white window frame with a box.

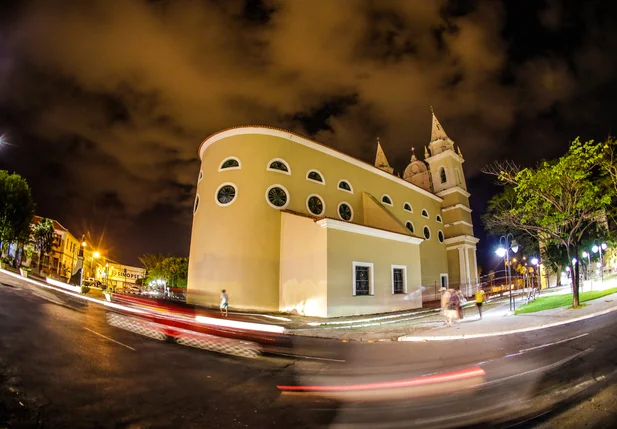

[436,214,442,223]
[352,261,374,296]
[218,156,242,172]
[193,194,200,215]
[306,193,326,216]
[403,202,413,213]
[381,194,393,206]
[438,230,445,243]
[306,169,325,185]
[421,209,429,218]
[214,182,238,207]
[337,201,354,222]
[440,273,449,289]
[405,220,415,234]
[337,179,354,194]
[391,265,407,294]
[423,225,431,240]
[198,170,204,183]
[265,184,290,209]
[266,158,291,175]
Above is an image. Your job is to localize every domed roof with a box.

[403,149,427,181]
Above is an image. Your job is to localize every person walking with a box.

[220,289,229,317]
[456,289,466,320]
[440,287,451,326]
[475,287,485,319]
[447,288,461,327]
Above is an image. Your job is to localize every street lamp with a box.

[592,242,608,282]
[531,257,540,290]
[496,234,519,312]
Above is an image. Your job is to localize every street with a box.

[2,275,617,428]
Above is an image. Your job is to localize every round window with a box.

[307,195,324,215]
[423,226,431,240]
[338,203,352,221]
[405,221,414,233]
[216,184,237,206]
[267,186,288,208]
[438,230,445,243]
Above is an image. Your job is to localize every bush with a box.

[80,285,91,295]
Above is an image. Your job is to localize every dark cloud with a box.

[1,0,617,266]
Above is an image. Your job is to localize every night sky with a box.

[1,0,616,270]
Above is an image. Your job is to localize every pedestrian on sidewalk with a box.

[440,287,451,326]
[447,288,461,326]
[456,289,467,320]
[220,289,229,317]
[475,286,485,319]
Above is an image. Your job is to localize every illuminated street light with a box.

[592,242,608,281]
[495,247,506,258]
[82,241,87,247]
[566,266,571,272]
[495,234,519,312]
[93,251,100,259]
[572,258,577,264]
[531,257,539,266]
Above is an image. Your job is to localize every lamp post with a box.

[592,242,608,282]
[496,234,519,312]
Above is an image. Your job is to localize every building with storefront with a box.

[187,111,479,317]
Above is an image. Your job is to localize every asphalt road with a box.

[2,275,617,428]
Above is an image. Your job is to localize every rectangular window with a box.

[392,265,407,294]
[440,273,449,289]
[352,262,374,296]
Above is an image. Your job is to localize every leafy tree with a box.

[32,218,55,273]
[140,254,188,289]
[0,171,35,257]
[483,138,613,307]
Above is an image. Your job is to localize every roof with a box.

[32,215,69,233]
[430,109,450,143]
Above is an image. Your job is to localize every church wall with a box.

[440,191,470,208]
[447,248,462,287]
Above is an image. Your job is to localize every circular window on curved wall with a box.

[423,226,431,240]
[307,195,325,216]
[338,202,353,221]
[438,230,445,243]
[266,185,289,209]
[215,183,237,206]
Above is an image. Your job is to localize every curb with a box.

[398,301,617,342]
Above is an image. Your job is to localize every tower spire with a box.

[375,137,394,174]
[431,107,450,143]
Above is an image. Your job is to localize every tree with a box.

[140,254,188,289]
[0,171,35,257]
[483,138,613,307]
[32,218,55,274]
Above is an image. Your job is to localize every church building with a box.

[187,111,479,317]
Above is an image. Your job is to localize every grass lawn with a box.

[515,287,617,314]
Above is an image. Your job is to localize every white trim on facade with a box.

[381,194,394,206]
[444,220,474,228]
[265,184,290,209]
[266,157,291,175]
[306,169,326,185]
[391,264,408,294]
[337,201,354,222]
[442,204,472,213]
[214,182,238,207]
[352,261,374,296]
[436,187,471,198]
[443,235,480,246]
[403,202,413,213]
[337,179,354,194]
[306,194,326,216]
[421,209,429,219]
[198,170,203,183]
[200,127,442,202]
[218,156,242,172]
[193,194,200,215]
[316,218,424,244]
[425,149,464,165]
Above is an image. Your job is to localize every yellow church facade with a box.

[187,112,479,317]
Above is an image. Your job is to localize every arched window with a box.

[267,158,291,175]
[381,195,393,206]
[403,202,413,212]
[265,184,290,209]
[193,195,200,215]
[405,221,414,233]
[306,170,325,184]
[338,180,353,193]
[423,226,431,240]
[219,157,241,171]
[306,194,325,216]
[440,167,447,184]
[198,170,203,183]
[436,215,442,223]
[215,183,238,207]
[421,209,429,218]
[338,202,353,221]
[438,230,445,243]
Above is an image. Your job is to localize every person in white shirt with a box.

[220,289,229,317]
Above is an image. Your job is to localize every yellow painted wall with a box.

[325,228,422,317]
[447,248,461,286]
[279,213,328,317]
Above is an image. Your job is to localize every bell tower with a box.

[425,108,479,295]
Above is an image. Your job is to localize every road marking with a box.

[270,351,346,362]
[84,327,136,351]
[505,333,589,357]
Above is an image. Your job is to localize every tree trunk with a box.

[38,250,42,275]
[556,265,562,286]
